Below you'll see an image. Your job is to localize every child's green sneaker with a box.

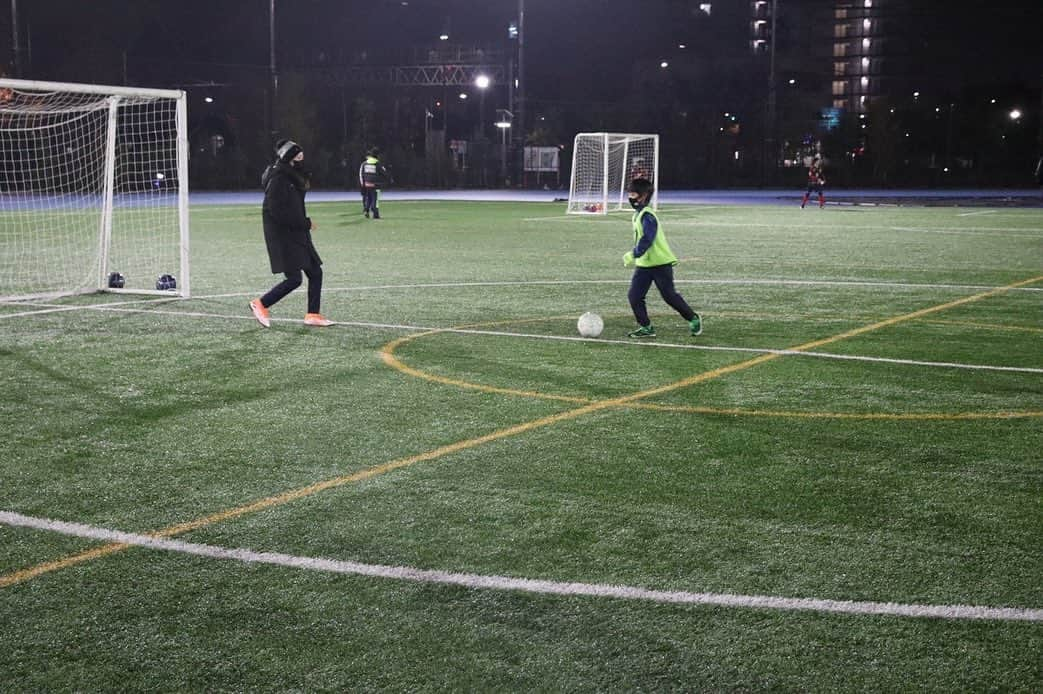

[627,325,656,338]
[690,313,703,336]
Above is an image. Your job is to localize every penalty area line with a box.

[1,510,1039,623]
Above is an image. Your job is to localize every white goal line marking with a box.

[2,511,1038,623]
[195,278,1043,296]
[0,296,184,319]
[18,301,1040,375]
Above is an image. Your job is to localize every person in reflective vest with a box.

[359,147,391,219]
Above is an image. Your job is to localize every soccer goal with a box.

[566,132,659,215]
[0,79,189,301]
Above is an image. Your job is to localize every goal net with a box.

[566,132,659,214]
[0,79,189,301]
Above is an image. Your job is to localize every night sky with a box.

[5,1,1040,188]
[4,1,1040,110]
[9,1,638,96]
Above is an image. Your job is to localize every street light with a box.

[1009,109,1022,121]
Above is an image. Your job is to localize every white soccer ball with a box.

[577,311,604,338]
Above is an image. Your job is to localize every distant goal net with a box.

[566,132,659,214]
[0,79,189,301]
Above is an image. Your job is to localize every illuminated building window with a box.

[832,80,846,96]
[861,57,870,70]
[860,76,869,88]
[833,42,848,57]
[863,19,871,31]
[699,3,711,15]
[862,37,871,50]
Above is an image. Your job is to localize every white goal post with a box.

[566,132,659,215]
[0,78,189,301]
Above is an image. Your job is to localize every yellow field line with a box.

[384,333,1041,420]
[917,318,1043,334]
[3,275,1040,589]
[380,331,590,405]
[631,404,1043,420]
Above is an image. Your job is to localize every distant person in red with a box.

[801,155,825,209]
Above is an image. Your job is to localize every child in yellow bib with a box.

[622,178,702,338]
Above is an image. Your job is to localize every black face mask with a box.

[628,196,643,210]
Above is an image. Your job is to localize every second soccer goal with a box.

[566,132,659,215]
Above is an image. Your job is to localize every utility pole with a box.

[11,0,23,78]
[515,0,525,185]
[764,0,778,186]
[268,0,278,141]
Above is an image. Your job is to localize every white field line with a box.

[521,215,614,222]
[521,206,727,222]
[11,301,1040,375]
[956,210,997,217]
[2,511,1038,623]
[409,326,1043,375]
[657,220,1043,238]
[886,226,1040,238]
[133,278,1043,299]
[0,296,185,319]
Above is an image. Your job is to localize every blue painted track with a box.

[191,188,1043,207]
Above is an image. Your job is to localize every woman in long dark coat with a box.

[249,139,332,327]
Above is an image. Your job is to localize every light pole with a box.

[475,74,491,139]
[517,0,525,184]
[764,0,778,186]
[496,110,513,185]
[475,74,491,187]
[11,0,23,78]
[268,0,278,140]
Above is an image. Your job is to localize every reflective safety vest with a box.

[360,156,383,186]
[632,207,677,267]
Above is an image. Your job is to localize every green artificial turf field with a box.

[1,200,1041,691]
